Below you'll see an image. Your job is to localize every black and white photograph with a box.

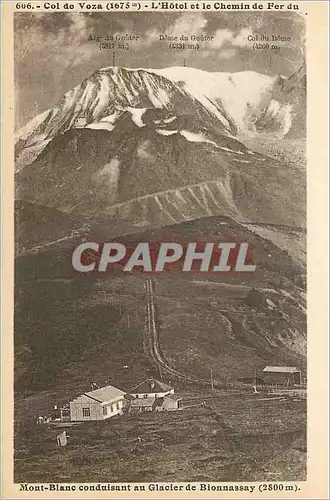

[12,4,309,487]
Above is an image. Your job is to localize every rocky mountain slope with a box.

[15,65,305,236]
[16,122,305,227]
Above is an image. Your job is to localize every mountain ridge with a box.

[16,65,305,170]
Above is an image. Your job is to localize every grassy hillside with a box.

[15,216,306,396]
[15,391,306,483]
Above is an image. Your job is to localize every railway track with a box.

[144,278,223,388]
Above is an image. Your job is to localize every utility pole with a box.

[127,314,130,329]
[210,369,214,391]
[253,369,258,393]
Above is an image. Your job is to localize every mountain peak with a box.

[16,64,305,173]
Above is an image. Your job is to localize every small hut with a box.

[263,366,301,386]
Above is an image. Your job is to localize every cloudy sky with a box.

[15,11,305,129]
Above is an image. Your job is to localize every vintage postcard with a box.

[1,0,329,498]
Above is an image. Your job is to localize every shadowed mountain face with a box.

[277,64,307,139]
[16,115,305,231]
[248,64,306,139]
[14,200,84,253]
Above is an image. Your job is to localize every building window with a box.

[110,405,114,412]
[116,402,120,410]
[103,406,108,416]
[82,407,90,417]
[143,394,148,398]
[135,395,139,399]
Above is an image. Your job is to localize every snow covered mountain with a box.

[15,66,233,171]
[16,65,304,170]
[158,66,300,138]
[15,65,306,253]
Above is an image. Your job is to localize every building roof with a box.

[263,366,300,374]
[124,393,136,401]
[131,378,173,394]
[84,384,126,403]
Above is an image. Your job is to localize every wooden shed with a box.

[158,394,183,411]
[263,366,301,386]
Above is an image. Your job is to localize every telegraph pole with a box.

[253,369,258,393]
[210,369,214,391]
